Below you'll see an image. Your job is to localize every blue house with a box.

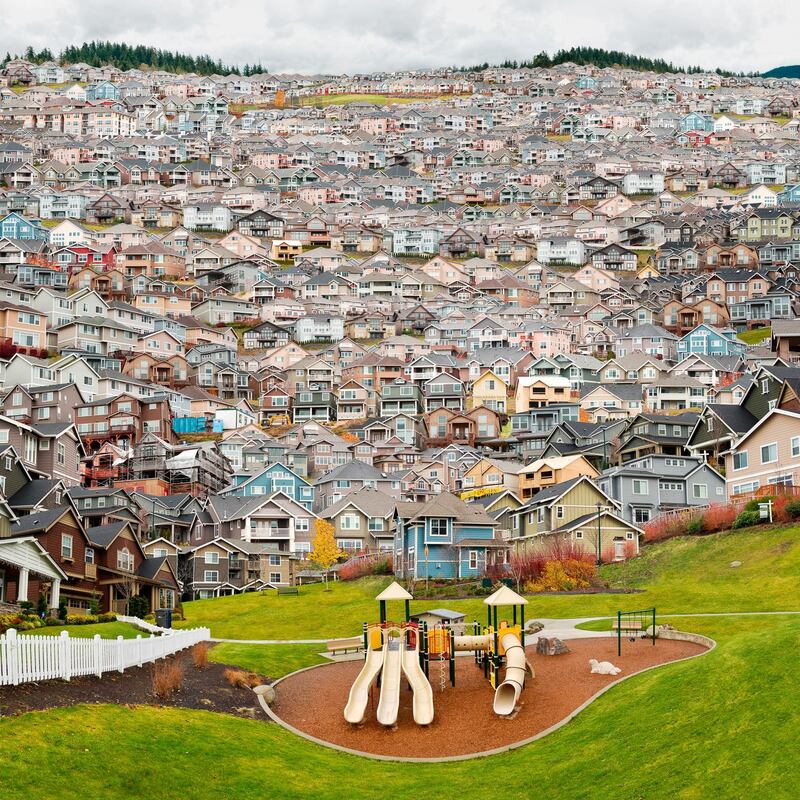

[220,463,314,511]
[394,492,503,580]
[0,212,48,241]
[676,324,747,357]
[86,81,120,101]
[777,184,800,203]
[679,112,714,133]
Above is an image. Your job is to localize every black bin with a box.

[155,609,172,629]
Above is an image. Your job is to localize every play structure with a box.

[343,582,532,728]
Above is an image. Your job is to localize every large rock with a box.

[536,637,570,656]
[526,620,545,634]
[253,684,276,705]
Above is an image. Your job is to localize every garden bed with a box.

[0,650,269,720]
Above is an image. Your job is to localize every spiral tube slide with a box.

[492,632,527,716]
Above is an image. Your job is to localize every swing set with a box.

[614,607,656,656]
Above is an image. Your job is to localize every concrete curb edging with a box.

[257,630,716,763]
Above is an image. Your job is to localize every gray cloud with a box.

[2,0,797,74]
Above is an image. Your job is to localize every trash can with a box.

[155,609,172,629]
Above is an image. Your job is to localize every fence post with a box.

[59,630,71,682]
[117,635,124,673]
[7,628,20,686]
[94,634,103,678]
[135,634,143,667]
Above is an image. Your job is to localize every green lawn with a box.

[2,615,798,799]
[21,621,143,639]
[209,642,328,678]
[737,327,771,345]
[179,525,800,639]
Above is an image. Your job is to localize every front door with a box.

[614,539,625,561]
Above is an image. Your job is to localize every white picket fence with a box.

[116,614,174,635]
[0,625,210,686]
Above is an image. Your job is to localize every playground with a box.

[267,584,710,759]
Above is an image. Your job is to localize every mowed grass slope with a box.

[21,621,143,639]
[180,525,800,639]
[2,616,798,800]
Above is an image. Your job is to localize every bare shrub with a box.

[152,658,184,698]
[191,642,210,669]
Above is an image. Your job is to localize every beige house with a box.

[515,376,571,411]
[470,370,510,412]
[461,457,524,493]
[724,409,800,498]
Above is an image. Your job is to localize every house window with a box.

[85,548,94,564]
[556,505,564,519]
[633,508,651,523]
[429,518,449,537]
[61,534,73,560]
[269,555,281,566]
[761,443,778,464]
[632,479,649,495]
[792,437,800,458]
[761,378,770,395]
[203,570,219,582]
[296,518,310,532]
[57,443,66,465]
[468,550,479,570]
[269,572,282,583]
[733,451,748,471]
[574,530,584,539]
[693,484,708,499]
[117,548,134,571]
[341,514,360,530]
[204,551,219,564]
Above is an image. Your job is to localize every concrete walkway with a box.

[209,610,800,646]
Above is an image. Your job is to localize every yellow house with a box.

[461,457,524,493]
[637,263,659,279]
[516,455,599,500]
[470,370,509,412]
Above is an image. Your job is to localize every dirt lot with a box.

[272,636,707,758]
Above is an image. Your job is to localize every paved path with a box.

[209,610,800,645]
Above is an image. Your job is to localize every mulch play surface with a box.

[272,636,708,758]
[0,650,268,720]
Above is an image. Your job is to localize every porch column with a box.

[17,567,29,603]
[50,578,61,610]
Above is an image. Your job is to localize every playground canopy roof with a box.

[484,585,528,607]
[375,581,413,601]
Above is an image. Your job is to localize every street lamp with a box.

[596,502,603,566]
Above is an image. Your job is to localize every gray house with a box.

[597,454,725,525]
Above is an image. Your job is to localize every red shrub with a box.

[339,553,393,581]
[624,539,638,559]
[702,503,738,533]
[772,494,790,524]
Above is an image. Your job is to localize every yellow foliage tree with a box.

[309,519,342,587]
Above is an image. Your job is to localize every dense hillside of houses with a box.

[2,57,800,615]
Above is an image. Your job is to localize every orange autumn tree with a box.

[309,519,342,588]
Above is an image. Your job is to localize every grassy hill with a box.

[179,524,800,639]
[2,614,798,799]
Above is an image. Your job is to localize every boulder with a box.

[526,620,545,634]
[253,684,276,704]
[536,637,570,656]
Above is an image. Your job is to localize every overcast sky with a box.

[4,0,799,75]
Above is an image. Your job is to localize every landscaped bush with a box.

[339,553,393,581]
[152,658,184,698]
[686,516,704,535]
[223,668,261,689]
[0,613,45,633]
[745,496,774,513]
[66,614,99,625]
[128,594,150,619]
[702,504,738,533]
[98,613,117,623]
[785,500,800,519]
[525,558,597,592]
[733,509,761,529]
[191,642,210,669]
